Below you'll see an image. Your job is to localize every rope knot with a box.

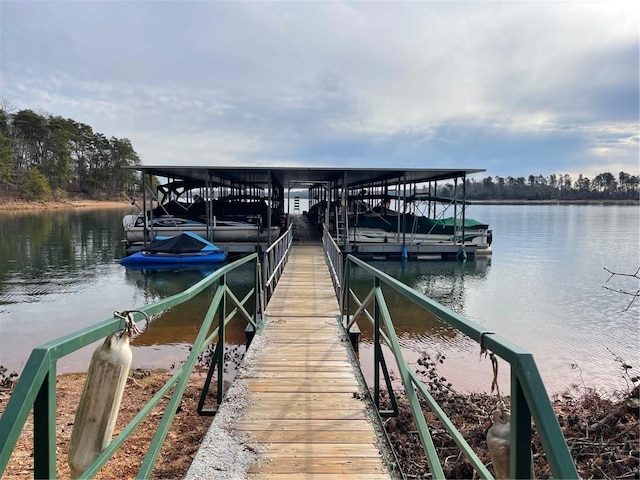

[114,310,149,338]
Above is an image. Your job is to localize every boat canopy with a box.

[142,231,221,254]
[436,218,489,228]
[408,194,472,205]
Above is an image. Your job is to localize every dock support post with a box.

[245,314,264,348]
[344,315,361,355]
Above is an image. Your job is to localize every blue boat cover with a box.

[142,231,220,254]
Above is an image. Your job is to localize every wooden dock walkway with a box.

[186,245,392,479]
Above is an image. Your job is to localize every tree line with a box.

[439,172,639,201]
[0,107,140,201]
[1,105,637,203]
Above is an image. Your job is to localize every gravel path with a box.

[184,332,269,479]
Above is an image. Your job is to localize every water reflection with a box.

[348,257,491,339]
[346,257,501,394]
[124,266,215,302]
[122,264,257,348]
[1,208,132,372]
[0,209,127,305]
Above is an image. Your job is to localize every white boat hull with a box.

[123,214,279,244]
[346,227,493,254]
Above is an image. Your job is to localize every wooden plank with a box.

[254,355,349,362]
[243,408,368,421]
[254,343,347,351]
[265,326,337,332]
[241,371,356,379]
[248,361,353,368]
[247,392,364,402]
[246,378,359,387]
[245,429,379,444]
[253,350,349,357]
[262,324,339,331]
[249,362,354,370]
[253,352,348,359]
[258,443,382,455]
[246,384,360,394]
[248,458,388,474]
[249,474,390,480]
[234,420,375,431]
[241,401,365,411]
[262,325,338,332]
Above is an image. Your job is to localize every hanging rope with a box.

[479,331,507,418]
[489,352,503,404]
[113,310,149,339]
[480,331,511,479]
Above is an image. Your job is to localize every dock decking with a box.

[186,246,391,479]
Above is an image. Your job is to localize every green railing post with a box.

[0,349,51,474]
[343,260,350,321]
[255,255,261,316]
[33,360,56,479]
[217,275,226,406]
[373,278,381,410]
[374,288,445,479]
[511,370,532,478]
[514,354,577,479]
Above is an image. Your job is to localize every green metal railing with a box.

[322,224,343,308]
[0,254,261,479]
[262,224,293,303]
[343,254,578,479]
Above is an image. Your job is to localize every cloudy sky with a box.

[1,1,638,179]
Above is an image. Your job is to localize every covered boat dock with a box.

[127,165,491,259]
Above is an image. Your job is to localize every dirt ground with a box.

[0,369,214,479]
[379,353,639,479]
[383,387,639,479]
[1,363,638,479]
[0,199,131,211]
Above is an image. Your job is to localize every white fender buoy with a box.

[486,403,511,479]
[68,311,144,478]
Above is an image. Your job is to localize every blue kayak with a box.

[120,232,227,268]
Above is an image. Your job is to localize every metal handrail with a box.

[343,254,578,479]
[321,223,343,308]
[0,254,261,479]
[262,224,293,301]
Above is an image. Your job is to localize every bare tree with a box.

[603,267,640,311]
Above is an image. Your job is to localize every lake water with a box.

[0,204,638,396]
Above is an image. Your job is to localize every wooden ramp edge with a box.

[186,246,393,479]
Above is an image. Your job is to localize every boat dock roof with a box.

[128,165,485,189]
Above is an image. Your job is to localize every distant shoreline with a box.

[0,197,637,212]
[471,199,639,205]
[0,199,132,211]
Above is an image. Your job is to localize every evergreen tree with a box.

[0,106,141,200]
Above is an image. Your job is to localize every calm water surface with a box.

[356,204,639,395]
[0,204,638,395]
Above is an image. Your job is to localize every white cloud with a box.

[1,1,638,175]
